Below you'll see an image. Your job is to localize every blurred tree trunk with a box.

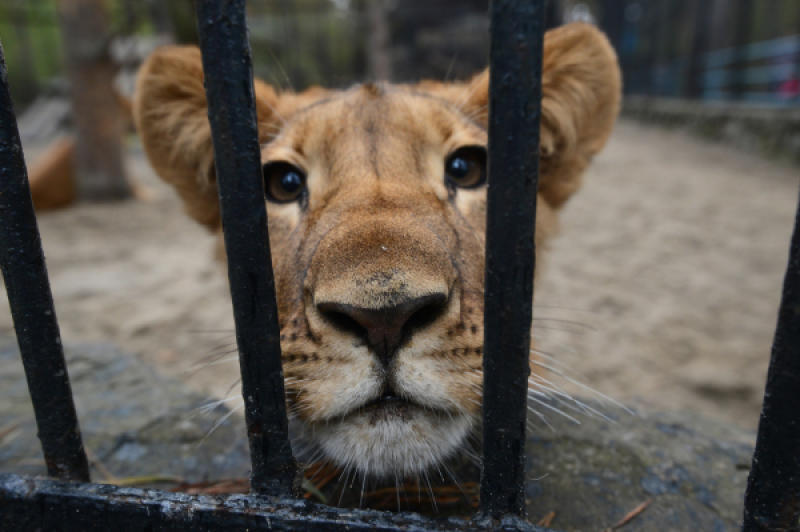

[367,0,391,81]
[57,0,130,201]
[164,0,199,44]
[146,0,176,38]
[119,0,140,35]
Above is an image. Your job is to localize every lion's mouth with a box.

[361,389,412,411]
[359,390,410,412]
[353,388,435,423]
[301,384,475,478]
[363,390,405,408]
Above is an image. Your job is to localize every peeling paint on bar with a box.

[480,0,544,520]
[194,0,297,497]
[0,473,546,531]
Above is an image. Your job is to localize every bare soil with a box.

[2,120,796,431]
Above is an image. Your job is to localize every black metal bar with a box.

[0,473,547,532]
[686,0,713,99]
[480,0,544,520]
[0,42,90,482]
[543,0,561,30]
[195,0,297,496]
[730,0,754,101]
[742,186,800,530]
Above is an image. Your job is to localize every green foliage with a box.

[0,0,198,109]
[0,1,62,108]
[247,1,366,90]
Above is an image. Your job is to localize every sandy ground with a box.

[2,119,796,431]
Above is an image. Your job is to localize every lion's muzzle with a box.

[305,201,458,373]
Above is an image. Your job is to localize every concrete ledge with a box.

[0,336,250,483]
[0,336,754,530]
[623,96,800,165]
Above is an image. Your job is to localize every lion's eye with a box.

[444,146,487,189]
[263,162,307,203]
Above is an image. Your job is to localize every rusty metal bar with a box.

[480,0,544,520]
[742,186,800,530]
[0,41,90,482]
[195,0,297,496]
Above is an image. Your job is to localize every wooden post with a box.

[57,0,130,201]
[367,0,392,81]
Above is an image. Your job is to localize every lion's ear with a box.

[133,45,280,228]
[536,23,621,208]
[454,23,621,208]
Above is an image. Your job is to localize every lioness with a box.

[133,22,620,489]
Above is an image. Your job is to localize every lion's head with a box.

[133,23,620,480]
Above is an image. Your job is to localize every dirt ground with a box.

[2,119,796,431]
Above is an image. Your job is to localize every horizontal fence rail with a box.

[0,473,544,532]
[195,0,297,497]
[600,0,800,105]
[481,0,544,521]
[0,42,89,482]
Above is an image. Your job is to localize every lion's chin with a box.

[307,406,473,479]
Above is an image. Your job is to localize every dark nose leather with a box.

[317,293,447,367]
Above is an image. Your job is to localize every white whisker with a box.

[199,403,244,444]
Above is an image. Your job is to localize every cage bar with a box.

[480,0,545,519]
[0,42,89,482]
[1,472,544,531]
[195,0,297,496]
[742,186,800,530]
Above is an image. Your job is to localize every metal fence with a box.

[0,0,542,530]
[598,0,800,105]
[0,1,798,531]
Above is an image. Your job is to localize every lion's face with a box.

[133,23,620,480]
[266,87,492,477]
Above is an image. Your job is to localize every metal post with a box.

[544,0,561,30]
[0,42,90,482]
[194,0,297,496]
[686,0,713,99]
[730,0,754,100]
[742,186,800,530]
[480,0,544,520]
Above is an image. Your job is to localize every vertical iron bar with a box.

[730,0,753,101]
[544,0,561,30]
[480,0,544,520]
[645,3,658,96]
[742,186,800,530]
[0,42,90,482]
[686,0,713,99]
[195,0,297,496]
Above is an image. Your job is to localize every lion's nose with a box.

[317,293,447,368]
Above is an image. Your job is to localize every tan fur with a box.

[133,23,620,479]
[28,137,76,210]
